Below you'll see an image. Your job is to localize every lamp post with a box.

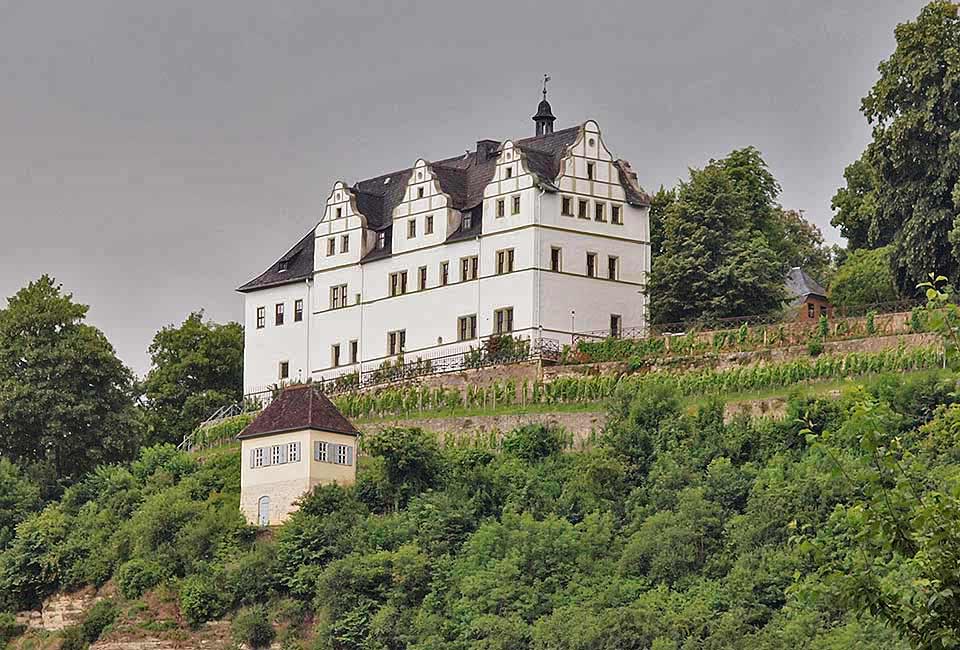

[570,310,576,345]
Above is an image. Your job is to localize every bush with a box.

[866,310,877,335]
[0,612,25,646]
[116,558,165,599]
[232,605,276,649]
[807,337,824,356]
[501,424,566,462]
[59,625,86,650]
[179,574,226,628]
[80,599,118,644]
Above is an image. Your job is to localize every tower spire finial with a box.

[542,74,551,101]
[533,75,556,136]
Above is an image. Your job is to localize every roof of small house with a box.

[784,266,828,306]
[237,384,359,440]
[239,122,651,292]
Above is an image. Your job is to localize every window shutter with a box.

[314,441,319,461]
[250,449,256,468]
[346,446,354,466]
[265,446,273,466]
[280,444,288,464]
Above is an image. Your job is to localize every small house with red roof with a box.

[237,384,359,526]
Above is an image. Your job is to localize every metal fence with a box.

[243,335,561,406]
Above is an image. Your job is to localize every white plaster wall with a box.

[243,282,310,394]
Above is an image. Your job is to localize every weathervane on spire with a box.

[542,74,551,101]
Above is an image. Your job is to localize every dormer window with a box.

[377,232,386,249]
[463,213,472,229]
[278,260,289,272]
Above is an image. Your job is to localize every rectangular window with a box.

[294,299,303,322]
[505,166,513,179]
[279,360,289,380]
[341,234,349,253]
[315,441,328,462]
[550,247,562,272]
[275,303,285,325]
[425,215,434,234]
[418,266,428,291]
[511,195,521,215]
[330,284,347,309]
[460,256,478,281]
[458,314,477,341]
[608,255,619,280]
[463,212,473,229]
[408,219,417,239]
[440,261,449,285]
[496,199,505,218]
[611,204,622,224]
[561,196,573,216]
[821,305,828,316]
[350,340,358,364]
[388,330,406,356]
[278,260,288,272]
[587,161,595,180]
[586,253,597,278]
[578,199,589,219]
[287,442,301,463]
[417,186,425,198]
[336,444,352,465]
[496,249,515,275]
[494,307,514,334]
[256,306,265,329]
[610,314,622,338]
[377,232,386,249]
[808,303,815,318]
[335,207,342,218]
[253,447,264,468]
[332,344,341,367]
[595,202,606,222]
[389,271,408,296]
[327,238,336,256]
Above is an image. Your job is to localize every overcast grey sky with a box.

[0,0,925,375]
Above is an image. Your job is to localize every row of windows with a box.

[256,300,304,329]
[560,196,623,224]
[550,248,620,280]
[314,440,354,465]
[326,233,350,256]
[330,340,359,367]
[406,214,435,239]
[494,195,522,218]
[250,441,302,468]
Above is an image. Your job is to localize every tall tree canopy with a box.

[829,246,900,308]
[649,147,826,324]
[832,1,960,289]
[0,276,141,491]
[140,312,243,445]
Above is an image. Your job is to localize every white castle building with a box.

[239,92,651,395]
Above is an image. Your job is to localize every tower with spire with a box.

[533,74,556,136]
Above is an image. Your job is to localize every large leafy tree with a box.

[649,147,792,323]
[140,312,243,445]
[829,246,899,308]
[832,2,960,289]
[0,276,141,490]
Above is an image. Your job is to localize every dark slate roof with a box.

[237,229,315,293]
[237,384,359,439]
[785,267,828,305]
[614,160,652,207]
[445,205,484,244]
[516,126,581,183]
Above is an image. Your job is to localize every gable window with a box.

[608,255,619,280]
[587,162,595,180]
[494,307,514,334]
[389,271,408,296]
[512,195,521,215]
[408,219,417,239]
[460,256,478,281]
[341,234,349,253]
[418,266,428,291]
[330,284,348,309]
[496,199,505,218]
[294,299,304,322]
[611,204,622,225]
[275,303,285,325]
[496,249,515,275]
[350,340,358,364]
[440,261,450,285]
[336,207,342,218]
[315,441,328,462]
[505,166,514,179]
[578,199,589,219]
[595,202,606,222]
[331,344,341,367]
[388,330,406,356]
[278,361,289,380]
[256,307,265,329]
[561,196,573,216]
[610,314,622,338]
[377,232,386,249]
[425,215,434,234]
[458,314,477,341]
[550,247,562,272]
[586,253,597,278]
[417,186,425,199]
[327,238,336,256]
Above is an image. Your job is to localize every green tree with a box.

[363,427,444,511]
[0,459,41,549]
[648,185,676,260]
[835,2,960,289]
[774,209,834,285]
[648,148,788,323]
[829,246,899,307]
[140,311,243,445]
[0,276,141,490]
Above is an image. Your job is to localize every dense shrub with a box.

[501,424,566,462]
[0,612,24,646]
[80,599,118,644]
[116,558,165,599]
[231,605,275,649]
[179,573,227,628]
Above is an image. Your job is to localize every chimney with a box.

[476,140,500,160]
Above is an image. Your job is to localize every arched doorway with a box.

[257,496,270,526]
